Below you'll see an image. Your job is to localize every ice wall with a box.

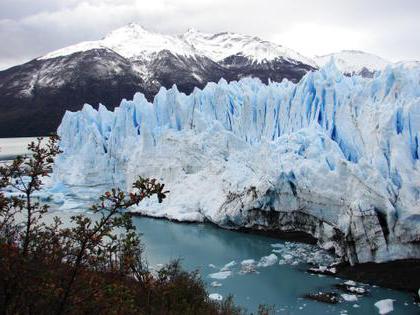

[54,61,420,264]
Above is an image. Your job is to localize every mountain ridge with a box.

[0,23,414,137]
[39,23,318,66]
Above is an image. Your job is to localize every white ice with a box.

[374,299,395,314]
[208,271,232,280]
[257,254,278,267]
[220,260,237,271]
[210,281,222,287]
[53,61,420,264]
[341,294,358,302]
[208,293,223,301]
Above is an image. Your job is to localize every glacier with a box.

[53,61,420,265]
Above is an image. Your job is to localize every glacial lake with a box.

[1,137,419,314]
[44,210,419,314]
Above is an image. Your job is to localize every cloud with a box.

[271,23,371,58]
[0,0,419,70]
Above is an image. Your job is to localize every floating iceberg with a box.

[220,260,237,271]
[374,299,395,314]
[257,254,278,267]
[341,294,358,302]
[208,271,232,280]
[210,281,222,287]
[208,293,223,301]
[239,259,257,274]
[54,61,420,264]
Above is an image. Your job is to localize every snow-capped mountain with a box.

[53,62,420,264]
[0,23,318,137]
[314,50,390,76]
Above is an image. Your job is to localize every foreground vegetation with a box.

[0,137,259,314]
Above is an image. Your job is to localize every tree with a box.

[0,136,61,254]
[55,178,168,314]
[0,136,246,315]
[0,137,170,314]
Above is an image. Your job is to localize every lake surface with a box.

[0,137,37,160]
[135,216,420,314]
[1,137,420,314]
[46,209,419,315]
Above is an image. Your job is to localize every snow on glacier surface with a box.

[54,61,420,263]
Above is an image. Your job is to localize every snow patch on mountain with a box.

[53,61,420,264]
[38,41,108,60]
[39,23,316,66]
[40,23,196,61]
[182,28,317,66]
[314,50,390,74]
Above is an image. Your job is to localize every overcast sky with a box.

[0,0,419,70]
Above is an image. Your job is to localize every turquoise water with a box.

[130,216,418,314]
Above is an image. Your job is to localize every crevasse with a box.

[53,61,420,264]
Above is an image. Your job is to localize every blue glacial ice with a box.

[53,61,420,264]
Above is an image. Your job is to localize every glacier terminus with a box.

[53,60,420,265]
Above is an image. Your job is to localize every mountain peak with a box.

[99,23,197,59]
[104,22,152,40]
[185,27,201,34]
[126,22,148,29]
